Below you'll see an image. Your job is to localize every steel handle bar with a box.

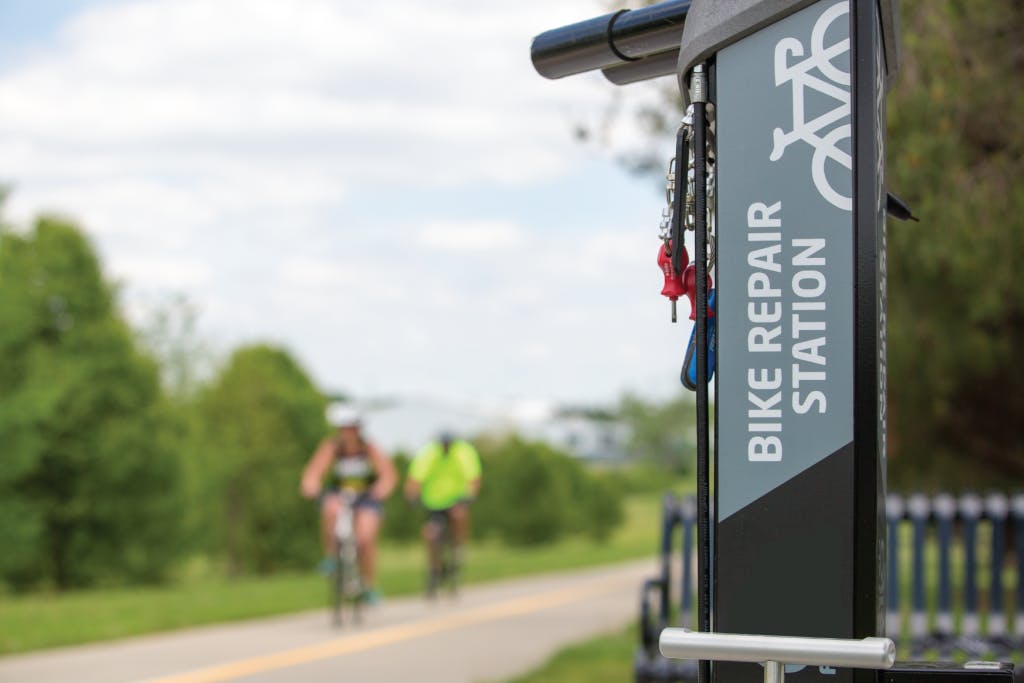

[602,48,680,85]
[659,629,896,670]
[530,0,691,80]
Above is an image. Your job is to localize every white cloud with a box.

[0,0,613,187]
[111,255,212,288]
[416,220,525,252]
[0,0,690,404]
[277,257,356,289]
[0,0,627,283]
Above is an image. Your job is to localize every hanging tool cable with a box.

[691,62,711,683]
[669,116,689,280]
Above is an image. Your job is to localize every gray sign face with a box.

[717,0,854,521]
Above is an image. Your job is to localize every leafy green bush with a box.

[582,472,626,543]
[190,345,325,575]
[598,463,691,496]
[385,436,625,547]
[470,437,624,547]
[381,452,421,543]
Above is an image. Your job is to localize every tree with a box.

[617,392,697,474]
[192,345,326,574]
[883,1,1024,487]
[0,216,185,589]
[138,294,214,400]
[136,294,219,556]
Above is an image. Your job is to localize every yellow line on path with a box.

[139,575,623,683]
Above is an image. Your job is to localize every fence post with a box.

[906,493,930,653]
[933,493,958,649]
[1013,494,1024,644]
[985,493,1009,640]
[959,493,983,645]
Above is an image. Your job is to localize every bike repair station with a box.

[531,1,1013,682]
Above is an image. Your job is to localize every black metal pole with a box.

[670,127,688,278]
[691,63,711,683]
[530,0,691,80]
[603,48,680,85]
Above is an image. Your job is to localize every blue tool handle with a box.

[682,289,716,390]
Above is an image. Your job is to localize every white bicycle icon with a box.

[770,1,852,212]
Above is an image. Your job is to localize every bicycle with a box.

[328,489,363,626]
[425,508,460,599]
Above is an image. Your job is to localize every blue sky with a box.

[0,1,113,64]
[0,0,691,406]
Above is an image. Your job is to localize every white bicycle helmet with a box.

[326,402,361,428]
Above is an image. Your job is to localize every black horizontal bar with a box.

[602,48,680,85]
[531,0,691,80]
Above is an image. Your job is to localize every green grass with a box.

[0,494,666,656]
[502,626,636,683]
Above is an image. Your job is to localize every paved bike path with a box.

[0,559,654,683]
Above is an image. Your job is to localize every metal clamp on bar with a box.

[659,629,895,683]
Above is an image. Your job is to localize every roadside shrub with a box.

[376,436,626,548]
[581,472,625,542]
[381,452,420,543]
[471,436,625,547]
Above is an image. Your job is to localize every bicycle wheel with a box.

[431,517,456,598]
[339,540,363,626]
[425,512,445,599]
[330,561,344,627]
[426,553,441,599]
[347,557,363,626]
[443,524,459,596]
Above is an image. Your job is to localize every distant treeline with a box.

[0,217,656,593]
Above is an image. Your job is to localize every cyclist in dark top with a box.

[301,404,396,602]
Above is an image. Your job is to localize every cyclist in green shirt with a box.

[405,431,482,575]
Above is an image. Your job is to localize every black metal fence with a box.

[635,493,1023,681]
